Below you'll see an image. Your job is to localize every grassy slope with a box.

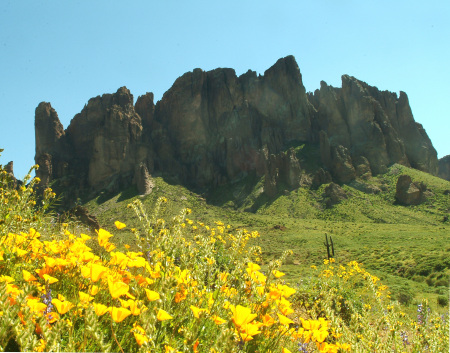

[83,164,450,313]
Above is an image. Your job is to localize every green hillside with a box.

[1,152,448,352]
[84,164,450,314]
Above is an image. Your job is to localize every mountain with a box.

[34,55,440,206]
[438,155,450,181]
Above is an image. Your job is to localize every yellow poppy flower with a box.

[114,221,126,230]
[145,289,160,301]
[80,233,91,242]
[35,266,52,279]
[133,332,149,346]
[262,314,275,326]
[46,311,60,323]
[79,251,95,262]
[97,228,113,247]
[52,299,75,314]
[278,284,296,298]
[300,318,320,331]
[272,270,285,278]
[110,307,131,323]
[44,256,58,268]
[109,251,129,268]
[90,285,99,296]
[43,274,58,284]
[190,305,207,319]
[104,242,116,252]
[246,262,261,275]
[79,291,94,303]
[239,322,262,341]
[88,263,108,282]
[57,293,66,301]
[93,303,110,316]
[14,247,28,257]
[157,309,173,321]
[23,270,37,282]
[107,276,130,299]
[0,275,14,283]
[313,329,329,343]
[27,298,47,315]
[165,345,176,353]
[211,315,226,325]
[277,313,294,326]
[120,299,141,315]
[231,305,257,328]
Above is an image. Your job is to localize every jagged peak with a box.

[33,57,440,206]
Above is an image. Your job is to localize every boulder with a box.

[323,182,348,208]
[70,206,100,230]
[395,175,426,205]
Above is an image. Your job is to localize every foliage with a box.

[85,168,450,314]
[0,154,448,352]
[296,259,449,352]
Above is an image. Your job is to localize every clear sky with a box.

[1,0,449,178]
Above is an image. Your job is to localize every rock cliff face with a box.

[310,76,438,178]
[35,56,440,205]
[438,155,450,181]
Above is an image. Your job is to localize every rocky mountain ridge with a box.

[34,56,443,206]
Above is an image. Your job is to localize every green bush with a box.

[437,295,449,307]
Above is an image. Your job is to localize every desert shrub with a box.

[437,295,448,307]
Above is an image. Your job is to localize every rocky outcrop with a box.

[395,175,426,205]
[4,161,19,188]
[153,56,314,187]
[34,56,440,205]
[313,76,438,178]
[65,87,145,190]
[438,155,450,181]
[262,147,302,197]
[349,180,381,195]
[69,206,100,230]
[354,156,372,180]
[323,182,348,208]
[35,103,67,188]
[4,161,14,175]
[312,168,332,188]
[134,163,154,196]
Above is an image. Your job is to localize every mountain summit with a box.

[34,56,439,205]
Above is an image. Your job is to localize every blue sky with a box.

[1,0,449,178]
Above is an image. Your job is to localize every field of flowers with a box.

[0,153,448,352]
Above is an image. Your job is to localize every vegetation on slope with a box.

[84,164,450,314]
[1,152,448,352]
